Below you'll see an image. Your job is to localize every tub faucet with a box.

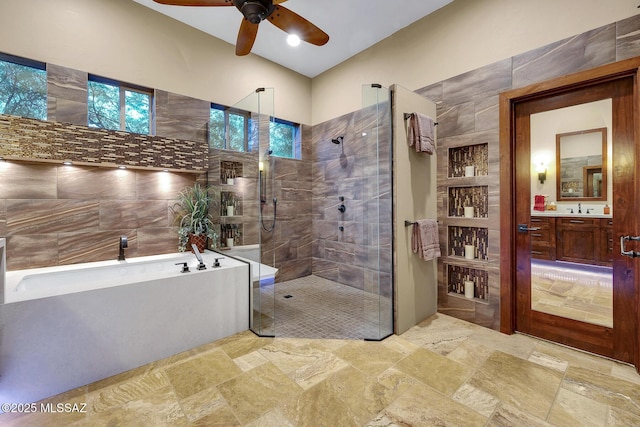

[118,236,128,261]
[191,244,207,270]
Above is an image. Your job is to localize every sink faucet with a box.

[567,208,574,214]
[578,203,582,214]
[118,235,128,261]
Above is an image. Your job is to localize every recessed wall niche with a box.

[447,264,489,302]
[448,186,489,218]
[448,143,489,178]
[448,226,489,260]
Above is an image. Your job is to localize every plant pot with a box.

[188,233,207,253]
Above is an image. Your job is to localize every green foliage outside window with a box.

[0,59,46,120]
[88,79,150,134]
[269,120,297,158]
[209,105,248,152]
[88,80,119,131]
[125,90,150,134]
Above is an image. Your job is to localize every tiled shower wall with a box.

[310,104,392,294]
[416,14,640,330]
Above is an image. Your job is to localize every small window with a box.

[0,53,47,120]
[269,118,300,159]
[88,75,151,134]
[209,104,250,152]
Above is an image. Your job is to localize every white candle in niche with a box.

[226,238,234,248]
[464,165,475,177]
[227,206,234,217]
[464,245,474,259]
[227,178,234,185]
[464,280,474,299]
[464,206,474,218]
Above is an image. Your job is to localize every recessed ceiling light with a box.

[118,165,127,169]
[63,161,73,166]
[287,34,301,47]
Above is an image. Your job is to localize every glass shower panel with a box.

[360,84,393,341]
[233,88,276,337]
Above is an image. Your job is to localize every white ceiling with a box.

[132,0,453,78]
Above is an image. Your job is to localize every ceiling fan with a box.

[152,0,330,56]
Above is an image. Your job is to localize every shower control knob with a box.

[338,204,346,213]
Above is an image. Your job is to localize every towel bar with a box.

[403,112,438,126]
[404,220,438,227]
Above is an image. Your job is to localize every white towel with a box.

[407,112,435,154]
[412,219,440,261]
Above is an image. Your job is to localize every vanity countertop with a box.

[531,211,612,219]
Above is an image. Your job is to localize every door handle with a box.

[518,224,541,233]
[621,235,640,258]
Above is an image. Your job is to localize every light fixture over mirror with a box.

[556,127,607,201]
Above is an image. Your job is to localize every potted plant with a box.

[171,183,219,252]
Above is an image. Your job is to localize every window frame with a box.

[88,74,153,135]
[210,103,250,152]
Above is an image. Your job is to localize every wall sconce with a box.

[536,162,547,184]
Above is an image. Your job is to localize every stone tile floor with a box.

[2,313,639,426]
[256,275,392,340]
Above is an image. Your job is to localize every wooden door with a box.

[512,76,637,364]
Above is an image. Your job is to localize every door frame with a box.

[499,58,640,370]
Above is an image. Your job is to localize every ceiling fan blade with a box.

[267,5,329,46]
[236,18,259,56]
[152,0,233,6]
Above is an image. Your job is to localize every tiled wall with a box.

[416,14,640,330]
[0,162,197,270]
[310,104,392,295]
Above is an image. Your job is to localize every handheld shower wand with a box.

[260,149,277,232]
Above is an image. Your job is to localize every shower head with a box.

[331,136,344,145]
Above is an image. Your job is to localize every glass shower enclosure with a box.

[359,84,393,341]
[233,85,393,340]
[231,87,276,337]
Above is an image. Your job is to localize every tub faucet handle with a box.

[213,257,224,268]
[175,262,190,273]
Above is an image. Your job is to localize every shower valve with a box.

[338,204,346,213]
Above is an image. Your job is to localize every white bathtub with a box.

[0,251,251,406]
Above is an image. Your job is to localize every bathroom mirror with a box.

[556,127,607,201]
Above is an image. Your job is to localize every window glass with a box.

[228,112,245,152]
[88,76,152,134]
[0,56,47,120]
[125,89,150,134]
[270,119,298,158]
[209,104,248,152]
[88,80,119,131]
[209,107,225,149]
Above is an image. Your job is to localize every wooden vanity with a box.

[530,214,613,266]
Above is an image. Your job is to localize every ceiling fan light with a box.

[287,34,301,47]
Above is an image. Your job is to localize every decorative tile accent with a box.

[0,114,208,171]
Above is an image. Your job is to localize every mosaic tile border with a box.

[0,114,208,172]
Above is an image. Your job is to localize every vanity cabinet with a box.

[531,216,612,266]
[556,217,601,264]
[530,216,556,260]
